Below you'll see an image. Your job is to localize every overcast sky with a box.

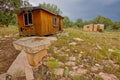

[29,0,120,21]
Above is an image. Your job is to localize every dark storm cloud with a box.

[29,0,120,21]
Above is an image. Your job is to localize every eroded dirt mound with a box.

[0,38,20,74]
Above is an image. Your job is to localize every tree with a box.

[0,0,31,27]
[111,22,120,30]
[74,18,83,28]
[39,3,62,15]
[63,16,73,28]
[92,16,113,29]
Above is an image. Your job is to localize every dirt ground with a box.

[0,38,20,74]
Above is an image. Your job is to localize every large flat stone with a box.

[13,37,52,53]
[13,37,57,54]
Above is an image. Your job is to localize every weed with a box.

[0,25,18,36]
[47,60,59,69]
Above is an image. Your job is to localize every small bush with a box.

[47,60,59,69]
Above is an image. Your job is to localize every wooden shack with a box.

[83,24,104,32]
[17,7,64,36]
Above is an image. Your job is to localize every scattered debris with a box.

[58,77,72,80]
[62,32,69,37]
[61,54,69,57]
[69,57,76,61]
[58,62,64,67]
[72,66,78,70]
[69,68,87,77]
[46,37,58,43]
[57,32,69,37]
[0,37,6,40]
[69,42,77,46]
[4,34,14,38]
[78,54,82,58]
[99,72,119,80]
[73,38,84,42]
[65,61,76,66]
[63,67,69,78]
[74,50,78,53]
[78,65,84,68]
[90,73,98,77]
[80,51,84,54]
[76,68,88,75]
[66,49,70,52]
[54,68,64,76]
[108,49,115,52]
[13,33,19,37]
[91,64,103,72]
[0,36,3,39]
[102,60,119,68]
[33,64,50,80]
[96,43,102,50]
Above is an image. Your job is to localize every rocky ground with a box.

[0,28,120,80]
[44,28,120,80]
[0,34,20,74]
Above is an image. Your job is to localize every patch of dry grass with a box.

[49,28,120,78]
[0,25,18,36]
